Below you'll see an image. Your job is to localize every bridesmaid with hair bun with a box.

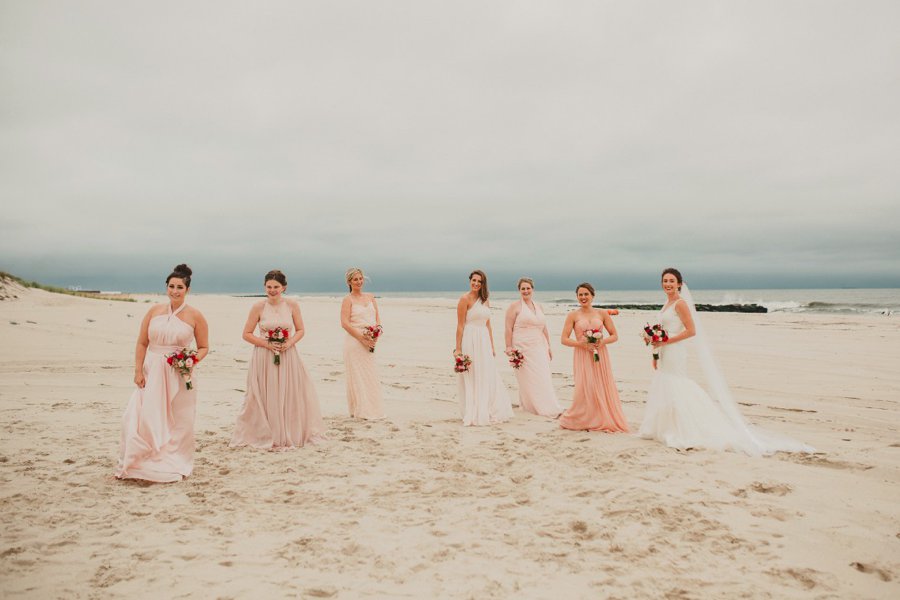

[340,267,385,419]
[117,264,209,483]
[230,269,325,449]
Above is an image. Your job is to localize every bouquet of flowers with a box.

[454,353,472,373]
[507,348,525,369]
[165,348,199,390]
[584,328,603,362]
[266,327,289,365]
[363,325,383,353]
[641,323,669,361]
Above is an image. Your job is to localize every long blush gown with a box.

[511,301,561,416]
[343,301,385,419]
[117,303,197,482]
[230,301,325,449]
[559,316,630,432]
[458,300,513,426]
[638,302,752,451]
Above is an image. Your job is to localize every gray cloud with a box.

[2,1,898,291]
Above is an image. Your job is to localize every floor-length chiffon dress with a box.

[117,303,197,482]
[559,317,629,432]
[343,301,385,419]
[458,300,513,426]
[230,301,325,449]
[511,301,561,416]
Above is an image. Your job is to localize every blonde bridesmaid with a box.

[504,277,561,417]
[117,264,209,482]
[230,270,325,449]
[559,282,629,432]
[340,267,385,419]
[455,270,513,426]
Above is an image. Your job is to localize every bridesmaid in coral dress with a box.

[117,264,209,482]
[230,270,325,449]
[340,267,385,419]
[559,282,629,433]
[504,277,561,417]
[455,270,513,426]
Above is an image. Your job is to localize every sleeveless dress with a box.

[638,300,755,451]
[116,303,197,482]
[343,301,385,419]
[511,300,561,417]
[559,315,629,432]
[458,300,513,426]
[230,301,325,449]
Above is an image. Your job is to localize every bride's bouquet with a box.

[363,325,383,353]
[454,353,472,373]
[641,323,669,361]
[507,349,525,370]
[584,328,603,362]
[266,327,289,365]
[165,348,199,390]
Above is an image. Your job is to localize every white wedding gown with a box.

[639,293,813,456]
[458,300,513,426]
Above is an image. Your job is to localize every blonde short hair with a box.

[345,267,365,291]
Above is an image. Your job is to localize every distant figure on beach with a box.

[116,264,209,482]
[230,270,325,449]
[504,277,561,417]
[455,270,513,426]
[340,267,385,419]
[558,282,629,433]
[639,268,813,455]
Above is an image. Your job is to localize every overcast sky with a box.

[2,1,898,291]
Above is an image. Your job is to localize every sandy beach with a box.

[1,283,898,599]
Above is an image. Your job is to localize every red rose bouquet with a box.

[507,348,525,369]
[584,328,603,362]
[165,348,199,390]
[363,325,383,353]
[267,327,289,365]
[641,323,669,361]
[454,353,472,373]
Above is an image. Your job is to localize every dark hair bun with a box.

[173,264,192,277]
[166,263,193,287]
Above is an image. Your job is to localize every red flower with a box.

[167,357,174,365]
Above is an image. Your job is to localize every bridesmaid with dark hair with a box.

[558,282,629,433]
[454,269,512,426]
[230,269,325,449]
[117,264,209,482]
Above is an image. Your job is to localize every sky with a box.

[1,1,898,292]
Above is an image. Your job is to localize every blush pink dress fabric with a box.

[116,303,197,482]
[559,317,630,433]
[458,300,513,426]
[230,301,325,449]
[511,301,561,416]
[343,301,385,419]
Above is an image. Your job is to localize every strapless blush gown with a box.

[343,301,385,419]
[230,301,325,449]
[511,301,561,416]
[458,300,513,426]
[116,303,197,482]
[559,318,629,432]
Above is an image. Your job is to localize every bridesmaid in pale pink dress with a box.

[340,267,385,419]
[559,282,629,432]
[117,264,209,482]
[504,277,561,417]
[230,270,325,449]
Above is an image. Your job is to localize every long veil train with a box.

[681,284,814,456]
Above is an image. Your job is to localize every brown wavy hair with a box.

[469,269,489,303]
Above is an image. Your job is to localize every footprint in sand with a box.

[850,561,893,582]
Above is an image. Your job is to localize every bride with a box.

[638,268,814,456]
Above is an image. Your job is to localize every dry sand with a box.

[1,284,898,598]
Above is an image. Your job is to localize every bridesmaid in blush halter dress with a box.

[117,264,209,482]
[230,270,325,449]
[340,267,385,419]
[504,277,561,417]
[454,270,513,426]
[559,282,629,433]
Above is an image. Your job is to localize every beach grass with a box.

[0,271,136,302]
